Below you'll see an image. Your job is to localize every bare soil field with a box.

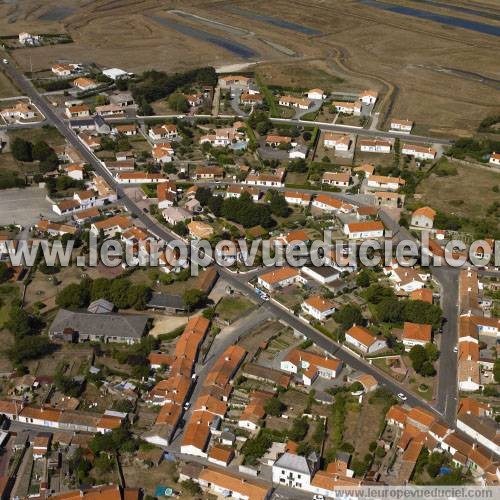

[0,0,499,135]
[416,161,500,219]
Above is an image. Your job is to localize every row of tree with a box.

[55,277,151,310]
[11,137,59,172]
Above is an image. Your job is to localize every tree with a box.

[110,279,132,309]
[173,221,188,236]
[264,397,284,417]
[334,304,364,329]
[6,307,32,338]
[180,480,202,496]
[356,269,371,288]
[7,335,54,364]
[11,137,32,162]
[267,190,290,217]
[0,262,11,283]
[56,282,90,309]
[168,92,189,112]
[127,284,151,310]
[183,289,208,312]
[494,359,500,384]
[288,416,309,441]
[409,345,427,373]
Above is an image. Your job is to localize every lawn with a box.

[8,126,65,146]
[0,72,20,98]
[0,283,19,328]
[216,295,254,323]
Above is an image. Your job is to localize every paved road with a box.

[379,208,459,424]
[1,55,456,423]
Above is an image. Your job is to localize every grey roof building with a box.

[87,298,114,314]
[49,309,149,345]
[146,293,185,313]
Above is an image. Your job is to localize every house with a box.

[391,119,413,133]
[208,447,234,467]
[345,325,387,354]
[301,295,336,321]
[301,265,341,286]
[152,143,174,163]
[284,191,311,207]
[321,171,351,187]
[95,104,125,117]
[343,220,384,239]
[51,63,77,77]
[384,265,428,293]
[79,132,101,150]
[245,168,285,187]
[312,194,353,213]
[241,364,291,389]
[265,135,292,147]
[402,322,432,350]
[49,309,149,345]
[1,101,36,121]
[272,452,317,490]
[226,185,260,202]
[72,115,110,134]
[19,32,40,45]
[102,68,133,80]
[240,92,263,105]
[33,433,51,459]
[359,138,392,153]
[180,411,215,458]
[367,174,405,191]
[113,124,137,136]
[157,182,177,209]
[238,395,266,432]
[65,164,84,180]
[281,349,342,384]
[187,465,272,500]
[457,399,500,455]
[91,214,132,237]
[402,144,437,160]
[73,77,98,91]
[187,221,214,240]
[109,92,135,107]
[219,75,252,88]
[306,88,326,100]
[65,104,90,119]
[199,123,246,147]
[489,152,500,167]
[359,89,378,105]
[163,207,192,226]
[149,124,178,141]
[289,145,308,159]
[194,166,224,181]
[354,163,375,177]
[332,101,361,115]
[278,95,313,110]
[410,288,433,304]
[323,133,351,151]
[116,172,168,184]
[74,207,100,224]
[36,220,77,237]
[257,267,305,292]
[411,206,436,229]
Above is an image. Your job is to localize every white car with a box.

[183,402,191,410]
[453,346,458,353]
[397,393,407,401]
[2,59,8,64]
[313,495,325,500]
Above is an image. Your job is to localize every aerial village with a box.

[0,51,498,500]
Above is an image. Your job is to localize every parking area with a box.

[0,186,53,226]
